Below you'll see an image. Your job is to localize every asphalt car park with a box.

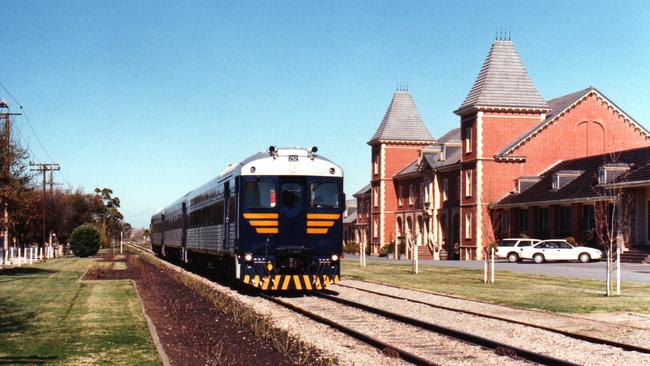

[344,255,650,284]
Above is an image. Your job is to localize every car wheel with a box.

[533,253,545,264]
[579,253,591,263]
[507,252,520,263]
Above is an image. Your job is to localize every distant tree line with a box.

[1,122,130,249]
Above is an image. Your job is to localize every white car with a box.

[521,239,603,263]
[496,238,541,263]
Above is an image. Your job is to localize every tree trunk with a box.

[616,245,621,296]
[605,250,611,297]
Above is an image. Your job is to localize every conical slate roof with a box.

[455,40,549,115]
[368,90,434,145]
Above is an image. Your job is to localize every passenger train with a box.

[150,146,344,290]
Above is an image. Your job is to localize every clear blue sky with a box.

[2,1,649,227]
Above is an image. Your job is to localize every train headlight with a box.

[329,167,336,175]
[331,254,339,262]
[243,253,253,262]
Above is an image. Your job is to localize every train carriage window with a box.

[310,182,339,209]
[243,181,276,208]
[228,196,237,223]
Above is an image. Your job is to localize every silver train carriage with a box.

[150,146,344,290]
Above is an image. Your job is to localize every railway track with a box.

[336,282,650,355]
[263,291,575,366]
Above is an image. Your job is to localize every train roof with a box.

[152,147,343,217]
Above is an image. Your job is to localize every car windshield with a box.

[309,181,339,209]
[498,240,518,247]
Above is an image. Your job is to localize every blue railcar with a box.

[150,146,344,290]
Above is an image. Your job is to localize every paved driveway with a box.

[344,254,650,284]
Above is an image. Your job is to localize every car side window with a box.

[557,242,572,249]
[518,240,532,247]
[536,243,547,249]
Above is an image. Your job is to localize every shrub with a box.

[378,242,395,257]
[342,241,360,254]
[70,224,101,257]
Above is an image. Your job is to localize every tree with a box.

[594,153,634,297]
[69,224,101,257]
[92,188,125,246]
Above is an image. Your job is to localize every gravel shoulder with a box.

[336,280,650,366]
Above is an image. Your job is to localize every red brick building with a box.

[356,38,650,260]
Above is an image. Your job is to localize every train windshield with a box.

[309,181,340,209]
[243,181,276,208]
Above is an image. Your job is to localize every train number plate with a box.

[288,155,299,162]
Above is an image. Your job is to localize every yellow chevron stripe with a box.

[323,275,331,286]
[307,228,328,234]
[334,275,340,283]
[256,227,279,234]
[248,220,278,227]
[244,213,279,219]
[272,275,281,290]
[252,275,260,287]
[261,276,271,290]
[307,221,334,227]
[243,275,250,284]
[293,275,303,290]
[314,276,322,290]
[307,213,340,220]
[302,275,312,290]
[282,275,291,290]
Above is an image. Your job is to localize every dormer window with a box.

[464,127,472,153]
[439,145,446,161]
[516,176,542,193]
[598,163,630,184]
[552,170,584,191]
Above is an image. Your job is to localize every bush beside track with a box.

[132,245,337,366]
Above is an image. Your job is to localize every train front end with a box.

[237,147,344,290]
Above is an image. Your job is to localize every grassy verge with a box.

[342,260,650,314]
[0,256,160,365]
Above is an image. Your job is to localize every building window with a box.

[518,209,529,233]
[538,208,549,237]
[398,186,403,207]
[373,218,379,238]
[557,206,571,234]
[424,183,430,204]
[465,170,472,197]
[373,187,378,207]
[465,127,472,153]
[464,213,472,239]
[409,184,414,205]
[456,176,460,199]
[373,157,379,175]
[501,210,510,235]
[582,205,595,232]
[443,178,448,201]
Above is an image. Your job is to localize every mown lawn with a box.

[342,260,650,314]
[0,256,160,365]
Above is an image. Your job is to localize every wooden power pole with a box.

[29,162,60,247]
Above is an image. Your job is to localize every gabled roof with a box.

[455,40,549,115]
[421,146,461,170]
[437,128,461,144]
[394,159,419,179]
[343,211,358,224]
[496,87,650,157]
[495,146,650,207]
[369,89,434,145]
[353,183,371,197]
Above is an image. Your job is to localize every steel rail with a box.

[315,292,580,366]
[259,293,441,366]
[337,282,650,355]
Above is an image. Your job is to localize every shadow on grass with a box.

[0,355,57,364]
[0,296,37,336]
[0,267,56,277]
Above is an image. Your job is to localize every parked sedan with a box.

[520,240,602,263]
[495,238,541,263]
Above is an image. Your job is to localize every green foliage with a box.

[378,242,395,257]
[70,224,101,257]
[342,241,359,254]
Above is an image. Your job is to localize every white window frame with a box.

[443,178,448,201]
[465,127,472,153]
[373,157,379,175]
[465,170,472,197]
[373,187,378,207]
[409,184,414,205]
[373,217,379,238]
[465,213,472,239]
